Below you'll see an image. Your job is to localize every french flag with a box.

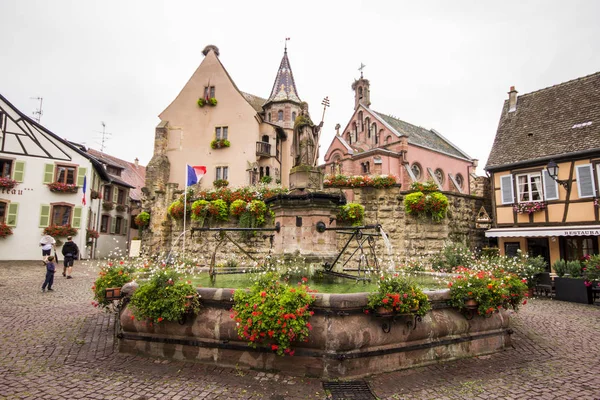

[81,175,87,205]
[186,165,207,186]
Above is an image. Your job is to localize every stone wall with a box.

[140,182,491,268]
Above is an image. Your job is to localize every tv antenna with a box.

[94,121,112,152]
[31,97,43,123]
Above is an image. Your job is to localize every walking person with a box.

[61,236,79,279]
[41,255,56,292]
[39,234,56,265]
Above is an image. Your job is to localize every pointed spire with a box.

[266,46,301,104]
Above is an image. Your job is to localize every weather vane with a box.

[284,37,290,52]
[359,63,366,78]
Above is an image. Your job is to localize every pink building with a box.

[321,73,477,194]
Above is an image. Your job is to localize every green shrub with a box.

[92,264,135,308]
[566,260,582,277]
[430,242,474,272]
[584,255,600,282]
[552,259,566,277]
[336,203,365,226]
[229,199,247,218]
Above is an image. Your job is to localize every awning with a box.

[485,225,600,238]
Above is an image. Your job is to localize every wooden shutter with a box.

[39,205,51,227]
[112,187,119,203]
[72,206,82,228]
[76,167,87,187]
[500,175,514,204]
[43,164,54,184]
[12,161,25,182]
[110,217,116,234]
[542,170,559,200]
[576,164,595,198]
[6,203,19,227]
[122,218,128,235]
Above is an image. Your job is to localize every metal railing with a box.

[256,141,271,157]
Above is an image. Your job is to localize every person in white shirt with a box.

[39,235,56,264]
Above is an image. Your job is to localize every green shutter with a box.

[6,203,19,227]
[76,167,87,187]
[12,161,25,182]
[112,187,119,203]
[72,206,82,228]
[110,217,116,234]
[122,218,128,235]
[43,164,54,184]
[39,204,51,227]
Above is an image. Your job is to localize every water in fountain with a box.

[378,226,395,271]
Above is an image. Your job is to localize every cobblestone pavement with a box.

[0,261,599,400]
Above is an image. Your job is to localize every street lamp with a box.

[546,160,569,189]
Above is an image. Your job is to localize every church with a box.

[146,44,305,190]
[321,70,477,194]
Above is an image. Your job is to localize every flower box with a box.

[0,177,17,189]
[48,182,78,193]
[43,225,78,237]
[210,139,230,149]
[102,201,114,211]
[105,287,122,301]
[0,223,13,238]
[116,204,127,213]
[554,277,593,304]
[513,201,547,214]
[90,189,102,200]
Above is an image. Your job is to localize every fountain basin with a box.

[118,287,511,378]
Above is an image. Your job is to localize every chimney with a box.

[508,86,518,112]
[134,157,139,167]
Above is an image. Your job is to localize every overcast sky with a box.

[1,0,599,174]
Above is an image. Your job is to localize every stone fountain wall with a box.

[140,185,491,266]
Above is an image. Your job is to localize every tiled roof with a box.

[371,110,471,160]
[266,51,301,104]
[486,71,600,170]
[87,149,146,201]
[241,92,267,113]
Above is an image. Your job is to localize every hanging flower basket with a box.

[48,182,78,193]
[0,177,17,189]
[134,211,150,227]
[90,189,102,200]
[513,201,547,214]
[0,223,13,238]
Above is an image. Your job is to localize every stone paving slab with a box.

[0,260,599,399]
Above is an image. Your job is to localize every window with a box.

[266,166,270,177]
[103,185,112,201]
[292,111,296,121]
[504,242,521,257]
[564,236,597,261]
[365,117,371,138]
[261,135,269,143]
[215,126,228,140]
[346,132,352,145]
[435,168,445,185]
[516,173,542,202]
[455,173,464,189]
[411,163,422,180]
[386,135,392,144]
[216,166,229,180]
[278,110,283,121]
[268,112,272,122]
[55,165,76,184]
[115,216,122,235]
[0,201,6,223]
[117,188,126,205]
[106,166,122,176]
[0,159,12,178]
[204,86,215,99]
[576,164,596,198]
[100,215,109,233]
[51,205,72,226]
[358,111,363,132]
[372,123,378,144]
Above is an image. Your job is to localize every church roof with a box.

[370,108,471,160]
[266,50,301,104]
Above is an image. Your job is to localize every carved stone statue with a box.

[292,105,323,167]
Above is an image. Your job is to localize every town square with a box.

[1,1,600,399]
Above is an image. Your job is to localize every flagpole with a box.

[183,167,187,258]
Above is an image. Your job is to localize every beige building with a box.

[147,45,306,190]
[485,72,600,267]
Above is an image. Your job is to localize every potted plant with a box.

[366,274,431,317]
[134,211,150,228]
[86,228,100,243]
[0,222,13,238]
[336,202,365,226]
[208,97,218,106]
[90,189,102,200]
[0,177,17,189]
[231,272,315,356]
[47,182,78,193]
[91,262,135,308]
[210,139,231,149]
[129,269,200,323]
[197,98,206,107]
[554,259,593,304]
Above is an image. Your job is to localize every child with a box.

[42,255,56,292]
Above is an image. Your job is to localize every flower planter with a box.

[375,306,394,317]
[554,277,592,304]
[105,287,122,301]
[464,299,478,309]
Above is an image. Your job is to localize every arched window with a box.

[259,167,264,179]
[292,111,296,121]
[386,135,392,144]
[266,166,270,177]
[366,162,370,174]
[411,163,422,181]
[347,132,352,145]
[372,123,378,144]
[435,168,445,185]
[375,128,380,144]
[262,135,269,143]
[267,112,271,122]
[365,117,371,138]
[358,111,363,132]
[278,110,283,121]
[358,87,363,98]
[455,173,464,189]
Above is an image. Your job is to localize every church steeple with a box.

[352,63,371,109]
[266,47,301,104]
